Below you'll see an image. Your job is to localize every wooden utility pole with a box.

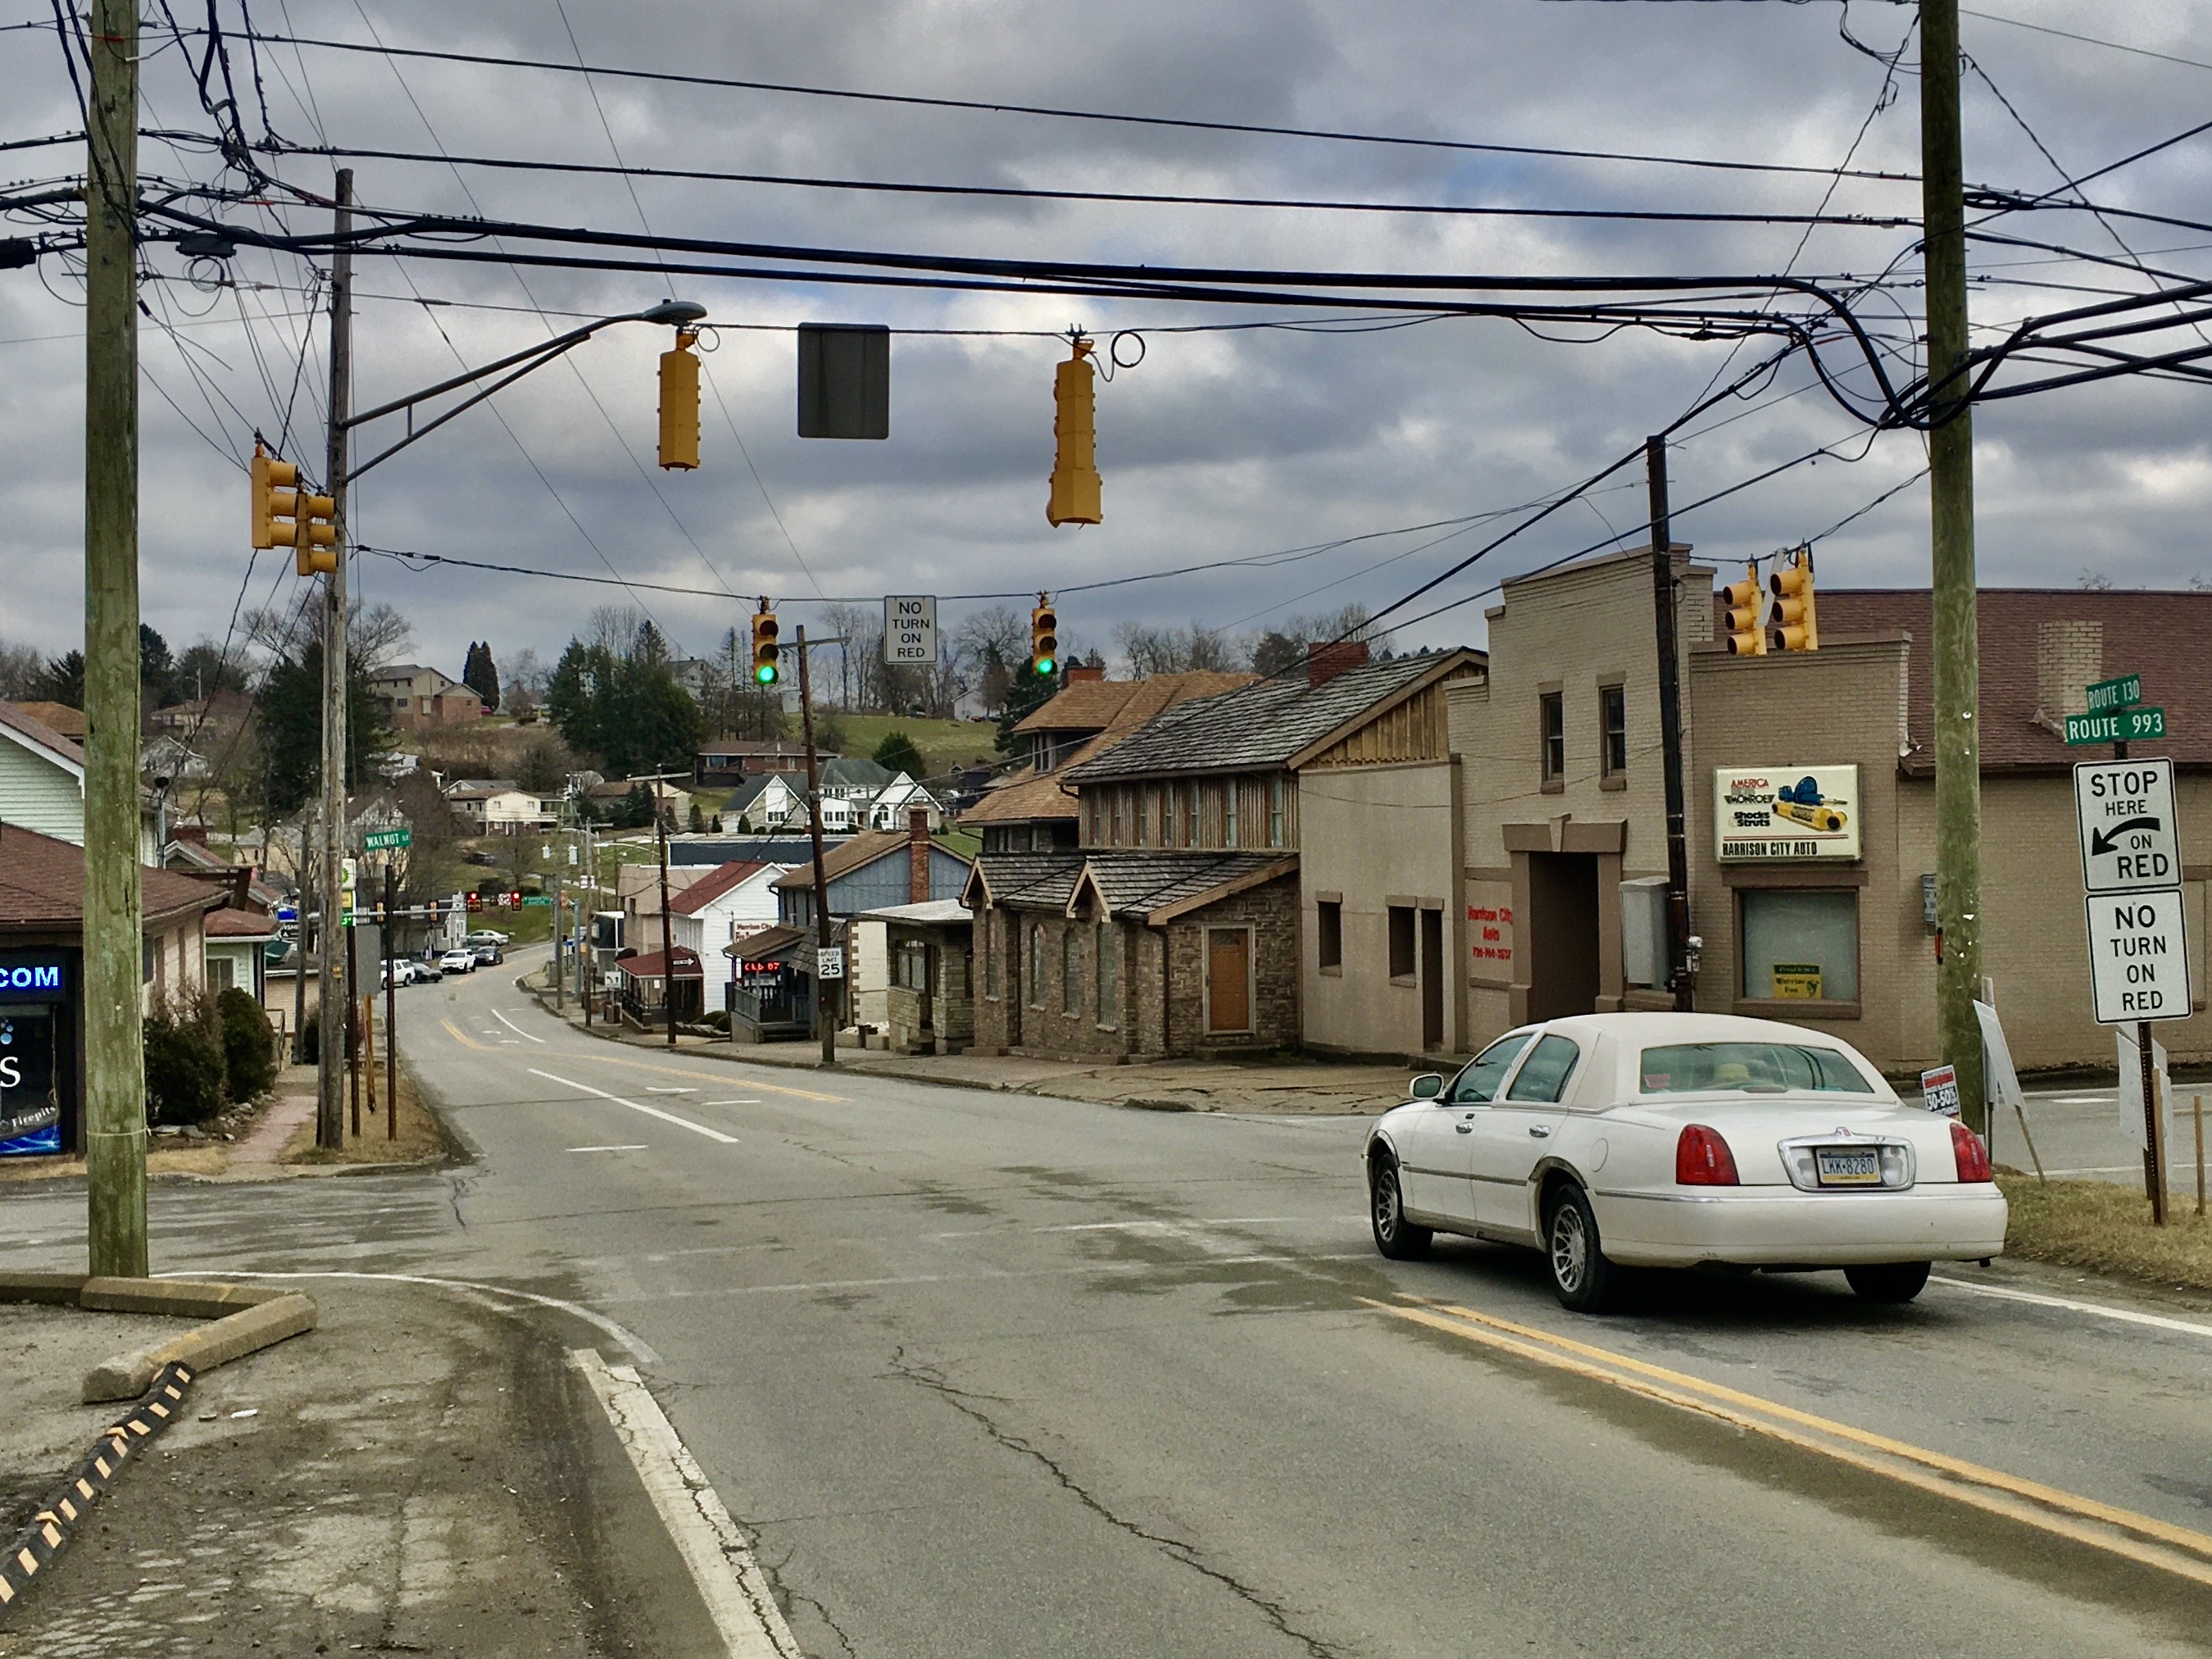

[383,864,397,1139]
[655,792,677,1048]
[84,0,147,1277]
[315,170,354,1149]
[1921,0,1987,1134]
[797,627,837,1065]
[1647,437,1694,1013]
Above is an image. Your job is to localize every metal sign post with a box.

[2073,753,2191,1223]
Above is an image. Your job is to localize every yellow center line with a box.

[1363,1297,2212,1585]
[547,1048,847,1103]
[440,1019,489,1052]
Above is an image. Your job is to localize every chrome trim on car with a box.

[1777,1130,1915,1192]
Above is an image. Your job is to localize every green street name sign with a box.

[2084,674,2142,713]
[2064,706,2165,746]
[361,827,413,852]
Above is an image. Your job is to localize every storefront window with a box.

[1740,889,1859,1002]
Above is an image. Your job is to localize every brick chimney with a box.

[2035,620,2102,731]
[1066,664,1106,683]
[1306,639,1369,689]
[908,804,931,902]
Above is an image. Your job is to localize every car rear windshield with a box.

[1638,1043,1875,1096]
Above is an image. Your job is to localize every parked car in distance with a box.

[438,948,479,974]
[1363,1011,2005,1312]
[379,959,416,989]
[466,929,511,947]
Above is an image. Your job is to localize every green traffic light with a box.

[756,664,779,684]
[1035,657,1056,676]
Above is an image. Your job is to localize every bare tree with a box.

[0,639,47,700]
[1115,621,1237,677]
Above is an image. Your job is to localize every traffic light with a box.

[293,484,337,577]
[751,602,780,686]
[1769,547,1819,652]
[1030,595,1059,677]
[1722,561,1768,656]
[1046,337,1101,526]
[659,328,701,470]
[251,443,298,550]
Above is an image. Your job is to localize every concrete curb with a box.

[0,1361,196,1611]
[0,1274,319,1403]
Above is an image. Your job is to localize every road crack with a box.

[887,1348,1343,1659]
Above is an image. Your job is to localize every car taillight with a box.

[1676,1125,1740,1186]
[1950,1120,1993,1183]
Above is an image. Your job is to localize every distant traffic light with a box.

[751,602,780,686]
[1769,547,1819,652]
[1722,562,1768,656]
[292,483,337,577]
[1030,596,1059,677]
[251,443,298,550]
[1047,337,1101,527]
[658,328,701,470]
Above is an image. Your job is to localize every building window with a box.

[1268,776,1285,847]
[1224,780,1239,848]
[1029,922,1045,1007]
[1741,889,1860,1002]
[1096,922,1117,1025]
[1540,692,1565,782]
[984,915,1001,1000]
[1317,900,1342,972]
[1388,905,1416,981]
[208,956,234,993]
[1187,782,1201,848]
[1061,928,1082,1015]
[1601,684,1628,779]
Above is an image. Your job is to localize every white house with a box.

[866,776,945,833]
[445,778,556,834]
[722,773,806,833]
[665,859,793,1008]
[1,700,161,861]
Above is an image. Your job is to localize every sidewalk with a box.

[0,1279,722,1657]
[521,976,1419,1116]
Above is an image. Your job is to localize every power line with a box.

[1960,7,2212,75]
[223,25,1922,184]
[261,142,1919,229]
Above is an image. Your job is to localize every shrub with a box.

[217,985,278,1102]
[144,989,227,1125]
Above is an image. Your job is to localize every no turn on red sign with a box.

[2084,889,2193,1024]
[2073,757,2192,1026]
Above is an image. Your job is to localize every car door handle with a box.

[1455,1124,1474,1134]
[1528,1125,1551,1139]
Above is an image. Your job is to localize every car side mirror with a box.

[1410,1074,1445,1101]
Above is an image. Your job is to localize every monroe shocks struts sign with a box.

[1713,766,1862,862]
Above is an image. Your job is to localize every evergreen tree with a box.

[994,661,1060,757]
[872,730,926,780]
[255,641,391,816]
[461,641,501,713]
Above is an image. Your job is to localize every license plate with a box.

[1815,1147,1882,1187]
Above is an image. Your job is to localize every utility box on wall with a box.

[1619,875,1669,989]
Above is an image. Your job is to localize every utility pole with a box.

[1922,0,1987,1134]
[797,626,837,1065]
[292,841,311,1062]
[316,170,354,1151]
[383,863,397,1141]
[1647,437,1694,1013]
[84,0,146,1277]
[655,790,677,1048]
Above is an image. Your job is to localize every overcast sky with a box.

[2,0,2208,683]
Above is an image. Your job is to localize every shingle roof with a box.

[771,828,970,890]
[1065,652,1479,782]
[1796,589,2212,773]
[0,824,220,929]
[820,757,897,790]
[9,701,86,743]
[204,906,280,939]
[965,852,1083,911]
[0,700,86,770]
[667,861,773,916]
[967,848,1297,922]
[728,923,811,961]
[444,778,519,798]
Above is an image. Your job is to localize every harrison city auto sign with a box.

[1714,766,1863,861]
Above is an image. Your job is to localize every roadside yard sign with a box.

[2064,706,2165,746]
[883,595,937,665]
[2083,890,2193,1025]
[361,827,412,852]
[2073,757,2179,894]
[2085,672,2142,713]
[1919,1064,1961,1117]
[2073,749,2190,1221]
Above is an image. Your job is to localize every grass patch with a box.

[2000,1173,2212,1292]
[281,1062,448,1166]
[826,714,1000,778]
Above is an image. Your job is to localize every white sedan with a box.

[1364,1011,2005,1311]
[438,948,479,974]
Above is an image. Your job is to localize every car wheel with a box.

[1369,1153,1432,1261]
[1844,1261,1930,1304]
[1545,1183,1615,1313]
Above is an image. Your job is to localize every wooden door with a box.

[1206,929,1251,1034]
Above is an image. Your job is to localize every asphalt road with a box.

[11,955,2212,1657]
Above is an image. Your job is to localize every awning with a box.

[727,924,810,963]
[615,946,703,981]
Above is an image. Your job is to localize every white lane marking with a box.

[644,1087,697,1095]
[702,1100,761,1107]
[569,1349,801,1658]
[160,1269,658,1363]
[1933,1275,2212,1342]
[2045,1096,2114,1106]
[491,1008,547,1044]
[2040,1165,2152,1176]
[569,1144,651,1153]
[529,1068,738,1144]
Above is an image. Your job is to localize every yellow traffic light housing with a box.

[251,443,300,550]
[293,488,337,577]
[1030,596,1059,677]
[751,602,780,686]
[1046,338,1101,526]
[1769,547,1818,652]
[659,329,701,470]
[1722,562,1767,656]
